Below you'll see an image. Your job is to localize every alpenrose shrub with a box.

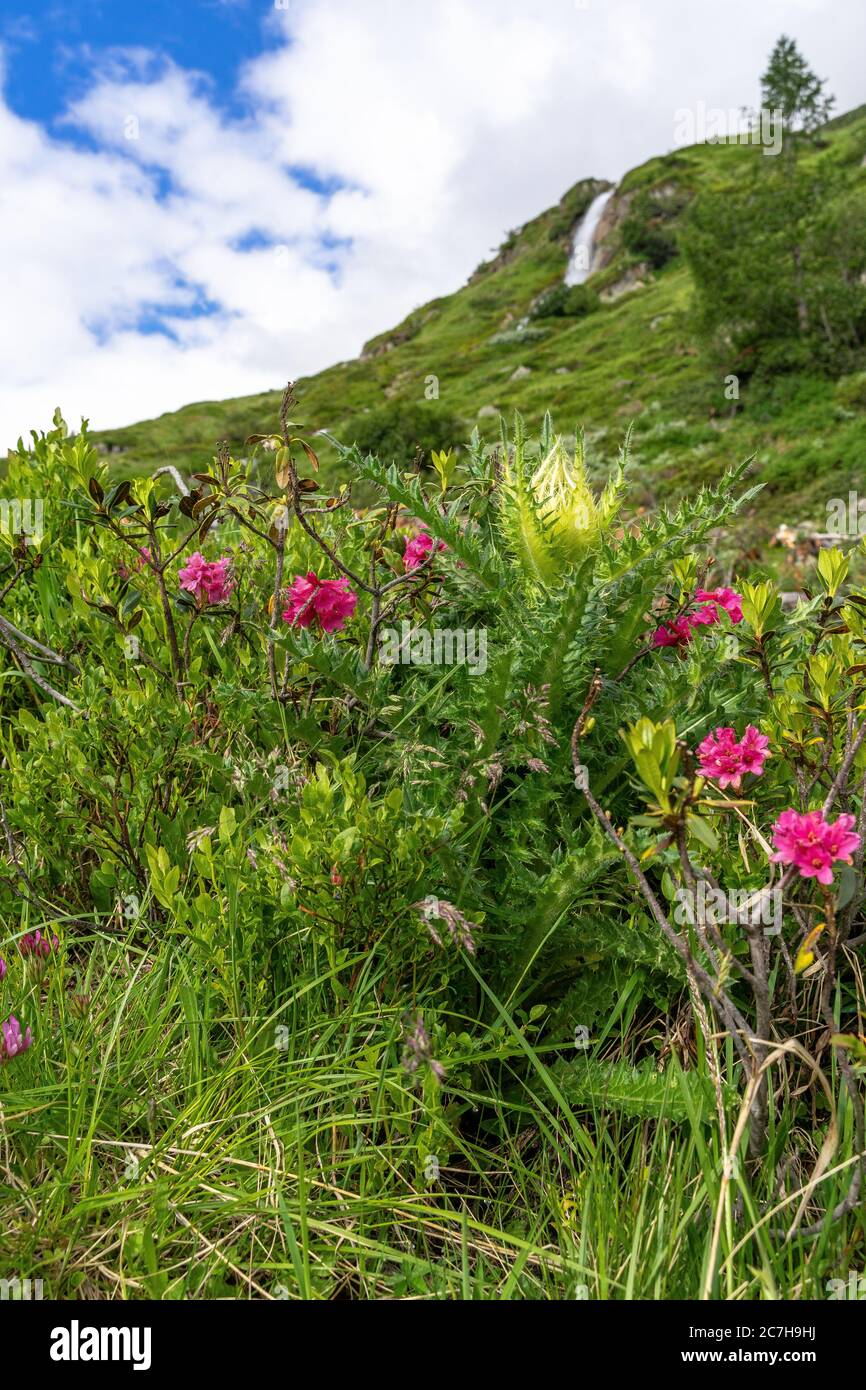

[0,392,864,1228]
[572,545,866,1215]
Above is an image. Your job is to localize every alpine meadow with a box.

[2,13,866,1325]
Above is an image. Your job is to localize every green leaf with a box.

[687,813,719,853]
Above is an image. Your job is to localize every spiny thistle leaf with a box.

[550,1057,727,1121]
[499,413,557,585]
[345,448,500,587]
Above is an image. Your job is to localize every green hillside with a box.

[93,105,866,549]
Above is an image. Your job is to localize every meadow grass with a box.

[3,914,862,1300]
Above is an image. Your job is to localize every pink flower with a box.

[404,528,446,572]
[821,814,861,862]
[19,930,59,961]
[739,725,771,776]
[770,810,860,886]
[179,552,234,606]
[696,725,770,790]
[0,1015,32,1062]
[118,547,152,582]
[0,957,6,981]
[201,557,232,605]
[283,572,358,633]
[696,588,744,624]
[688,603,719,629]
[283,573,318,628]
[179,551,207,592]
[652,588,744,649]
[652,616,695,648]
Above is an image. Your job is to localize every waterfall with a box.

[565,188,614,286]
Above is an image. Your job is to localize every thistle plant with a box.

[497,413,626,585]
[3,391,863,1283]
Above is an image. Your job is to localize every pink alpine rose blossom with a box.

[283,573,318,629]
[652,588,744,649]
[652,616,695,648]
[179,551,207,593]
[0,1015,32,1062]
[770,810,860,886]
[821,815,862,862]
[738,724,771,776]
[179,552,234,606]
[118,547,152,582]
[200,557,233,605]
[688,603,718,629]
[404,528,446,572]
[696,725,770,789]
[283,573,358,633]
[696,588,744,624]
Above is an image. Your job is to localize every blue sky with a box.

[1,0,276,124]
[0,0,863,446]
[1,1,335,193]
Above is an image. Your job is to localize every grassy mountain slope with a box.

[93,106,866,546]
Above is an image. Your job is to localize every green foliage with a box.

[620,187,683,269]
[343,399,464,469]
[683,168,866,375]
[1,405,726,1088]
[681,43,859,387]
[75,106,866,548]
[835,371,866,411]
[551,1057,726,1122]
[496,413,626,585]
[761,33,835,134]
[530,283,599,320]
[3,358,866,1299]
[274,758,464,989]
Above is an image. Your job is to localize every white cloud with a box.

[1,0,864,447]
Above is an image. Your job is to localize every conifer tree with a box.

[760,34,835,134]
